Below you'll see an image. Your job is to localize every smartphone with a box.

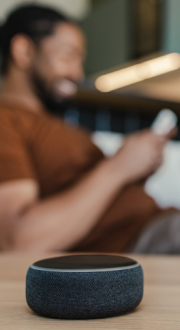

[151,109,178,135]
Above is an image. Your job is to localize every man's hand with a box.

[115,130,167,184]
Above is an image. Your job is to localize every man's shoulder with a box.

[0,103,37,140]
[0,104,16,124]
[0,103,40,129]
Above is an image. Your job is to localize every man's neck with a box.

[0,67,46,114]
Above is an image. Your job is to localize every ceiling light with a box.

[95,53,180,93]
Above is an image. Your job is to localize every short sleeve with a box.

[0,111,36,184]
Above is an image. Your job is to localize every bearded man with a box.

[0,5,177,253]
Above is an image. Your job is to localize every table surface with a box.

[0,253,180,330]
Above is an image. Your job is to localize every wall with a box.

[0,0,91,21]
[162,0,180,53]
[81,0,132,75]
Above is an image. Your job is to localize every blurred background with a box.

[1,0,180,136]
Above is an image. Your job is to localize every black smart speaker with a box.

[26,254,143,319]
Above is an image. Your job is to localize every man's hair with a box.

[0,4,71,74]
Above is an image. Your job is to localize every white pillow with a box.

[145,141,180,209]
[92,131,124,157]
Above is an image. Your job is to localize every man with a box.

[0,4,176,253]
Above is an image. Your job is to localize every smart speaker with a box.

[26,254,143,319]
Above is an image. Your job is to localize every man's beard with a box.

[30,72,73,116]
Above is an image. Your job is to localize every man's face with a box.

[30,22,86,108]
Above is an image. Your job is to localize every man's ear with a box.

[10,35,35,70]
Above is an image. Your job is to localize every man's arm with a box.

[0,130,166,252]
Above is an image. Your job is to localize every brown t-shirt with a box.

[0,103,166,252]
[0,104,103,197]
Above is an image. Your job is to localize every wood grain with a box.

[0,253,180,329]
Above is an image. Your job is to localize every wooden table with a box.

[0,253,180,329]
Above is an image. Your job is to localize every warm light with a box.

[95,53,180,92]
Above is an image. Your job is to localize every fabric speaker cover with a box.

[26,254,143,319]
